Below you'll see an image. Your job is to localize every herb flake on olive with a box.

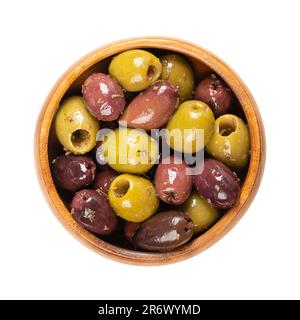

[71,189,118,236]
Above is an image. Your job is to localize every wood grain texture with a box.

[34,37,266,265]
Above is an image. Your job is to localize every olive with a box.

[70,189,117,236]
[109,49,162,92]
[193,159,240,209]
[55,96,100,154]
[154,156,192,205]
[160,54,194,102]
[206,114,250,169]
[194,74,233,116]
[82,73,126,121]
[180,193,220,234]
[91,169,117,195]
[52,155,96,192]
[133,211,194,252]
[108,174,159,222]
[166,100,215,153]
[119,80,179,130]
[124,221,141,243]
[98,128,159,174]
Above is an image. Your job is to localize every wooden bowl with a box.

[35,37,265,265]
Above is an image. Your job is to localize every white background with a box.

[0,0,299,300]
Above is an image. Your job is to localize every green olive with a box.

[100,127,159,174]
[55,96,100,154]
[166,100,215,153]
[108,174,159,222]
[108,49,162,92]
[206,114,250,169]
[160,54,194,102]
[180,193,220,234]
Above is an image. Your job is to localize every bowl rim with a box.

[35,36,266,266]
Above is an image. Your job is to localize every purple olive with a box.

[133,211,193,252]
[119,80,179,130]
[154,156,192,205]
[124,221,141,243]
[194,74,233,116]
[52,155,96,192]
[193,159,240,209]
[82,73,126,121]
[70,189,117,236]
[91,169,117,194]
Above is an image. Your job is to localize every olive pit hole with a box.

[113,179,130,198]
[219,118,237,136]
[147,65,156,81]
[71,129,90,149]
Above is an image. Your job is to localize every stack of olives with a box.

[52,49,250,252]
